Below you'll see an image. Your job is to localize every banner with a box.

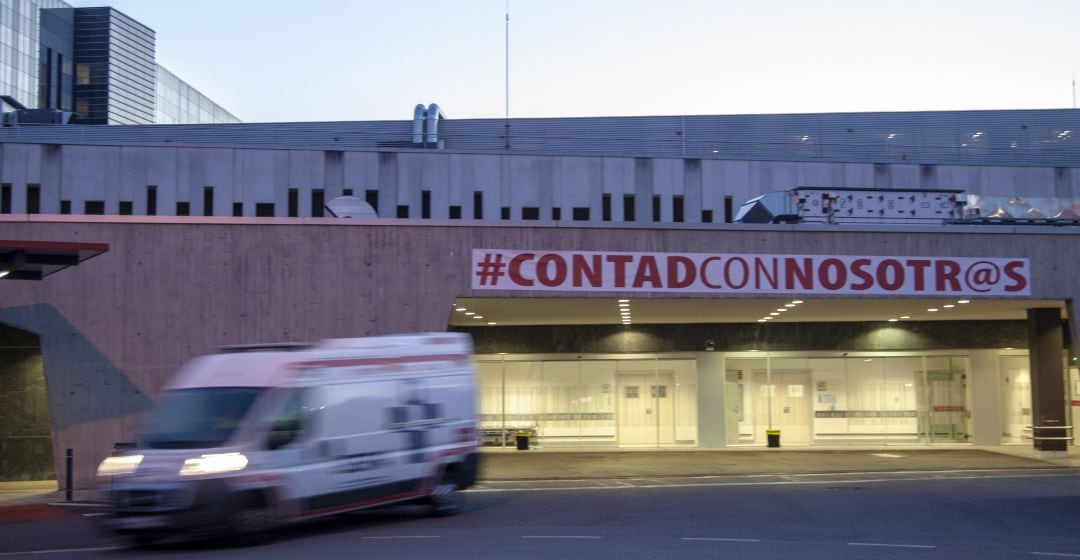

[471,249,1030,296]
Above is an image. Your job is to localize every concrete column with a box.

[696,352,727,447]
[968,350,1002,445]
[1028,308,1067,453]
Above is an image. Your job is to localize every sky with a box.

[67,0,1080,123]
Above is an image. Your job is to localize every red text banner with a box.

[471,249,1030,296]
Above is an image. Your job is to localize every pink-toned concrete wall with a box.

[1,215,1078,486]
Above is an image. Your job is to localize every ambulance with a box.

[96,332,479,544]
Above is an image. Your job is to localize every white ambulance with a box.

[96,332,479,545]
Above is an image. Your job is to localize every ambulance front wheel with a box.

[428,482,464,516]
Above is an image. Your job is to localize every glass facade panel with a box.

[1000,355,1031,444]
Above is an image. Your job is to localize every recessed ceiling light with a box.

[618,299,629,303]
[465,312,475,316]
[784,304,796,308]
[927,308,939,312]
[770,312,780,316]
[776,308,788,312]
[791,300,803,304]
[455,307,467,312]
[757,319,767,322]
[957,300,971,304]
[619,303,630,308]
[888,318,898,322]
[763,316,774,320]
[943,304,955,308]
[900,315,910,319]
[864,358,873,362]
[487,322,497,325]
[473,315,484,319]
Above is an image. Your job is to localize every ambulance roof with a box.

[164,332,472,390]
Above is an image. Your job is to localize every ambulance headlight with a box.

[179,452,248,476]
[97,455,144,477]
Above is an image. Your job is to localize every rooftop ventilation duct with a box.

[411,103,445,148]
[324,195,377,218]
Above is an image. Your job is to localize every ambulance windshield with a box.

[144,387,265,449]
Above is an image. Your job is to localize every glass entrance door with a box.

[616,372,675,446]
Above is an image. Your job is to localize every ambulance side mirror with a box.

[267,427,298,450]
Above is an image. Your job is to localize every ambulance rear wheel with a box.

[428,482,463,516]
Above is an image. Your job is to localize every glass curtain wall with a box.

[727,354,971,446]
[475,355,698,448]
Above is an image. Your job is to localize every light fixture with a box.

[900,315,910,319]
[888,318,898,322]
[619,303,630,308]
[943,304,955,308]
[927,308,939,312]
[863,358,873,362]
[770,312,780,316]
[784,304,796,308]
[487,322,497,325]
[455,307,466,312]
[0,270,8,279]
[618,299,629,303]
[776,308,787,312]
[757,319,767,323]
[473,315,484,319]
[957,300,971,304]
[465,312,475,316]
[791,300,803,304]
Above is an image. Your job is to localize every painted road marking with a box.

[522,535,603,539]
[683,537,761,542]
[362,536,442,539]
[0,546,124,556]
[848,542,936,548]
[1031,553,1080,557]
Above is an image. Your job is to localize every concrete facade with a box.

[0,216,1078,486]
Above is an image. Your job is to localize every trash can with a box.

[515,431,531,450]
[766,429,781,448]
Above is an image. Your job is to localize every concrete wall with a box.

[1,143,1077,222]
[1,217,1078,485]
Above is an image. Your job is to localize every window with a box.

[602,194,611,221]
[701,209,713,223]
[75,63,90,85]
[449,205,461,219]
[572,207,590,221]
[421,190,431,219]
[203,187,214,216]
[652,195,661,222]
[119,201,132,215]
[396,205,409,218]
[311,189,324,217]
[724,195,733,223]
[500,207,510,220]
[364,189,378,214]
[232,202,243,217]
[26,184,39,214]
[176,202,190,216]
[343,188,353,196]
[551,207,561,221]
[255,203,274,217]
[288,188,298,217]
[473,192,483,219]
[146,186,157,216]
[60,200,71,214]
[522,207,540,220]
[673,196,684,223]
[623,195,636,221]
[0,184,10,213]
[84,200,104,215]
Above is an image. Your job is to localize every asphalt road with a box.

[3,469,1080,559]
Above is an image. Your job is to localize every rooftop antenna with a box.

[503,0,511,149]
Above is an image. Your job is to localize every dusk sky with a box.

[68,0,1080,123]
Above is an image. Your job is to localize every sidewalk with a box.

[1,445,1076,513]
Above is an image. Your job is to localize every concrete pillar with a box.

[1028,308,1067,453]
[968,350,1002,445]
[696,352,727,447]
